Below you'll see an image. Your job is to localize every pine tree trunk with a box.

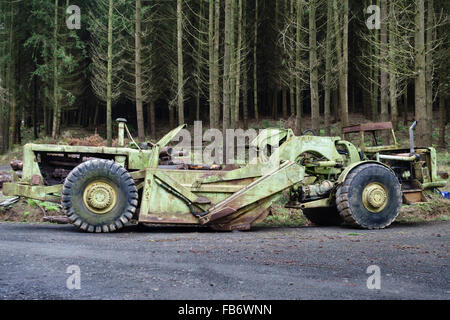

[177,0,184,125]
[438,96,446,148]
[208,0,215,127]
[425,0,434,145]
[94,101,99,127]
[333,89,339,123]
[371,26,379,122]
[135,0,145,141]
[253,0,259,122]
[388,1,398,130]
[51,0,60,139]
[9,1,16,146]
[213,0,220,128]
[242,0,248,130]
[196,0,204,122]
[223,0,233,162]
[342,0,349,127]
[438,67,446,147]
[403,87,408,125]
[309,0,319,131]
[324,0,332,136]
[149,100,156,138]
[234,0,243,126]
[333,0,349,130]
[289,0,295,117]
[380,0,389,143]
[223,0,232,134]
[415,0,427,146]
[229,0,236,128]
[106,0,113,146]
[33,76,38,139]
[295,0,303,135]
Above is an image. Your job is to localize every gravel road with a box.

[0,222,448,300]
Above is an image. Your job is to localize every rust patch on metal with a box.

[208,207,237,222]
[32,175,41,185]
[438,171,449,180]
[402,190,426,204]
[194,196,211,204]
[343,122,393,134]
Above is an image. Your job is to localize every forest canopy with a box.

[0,0,448,151]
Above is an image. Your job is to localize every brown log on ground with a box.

[43,216,71,224]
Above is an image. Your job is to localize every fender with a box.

[336,160,395,185]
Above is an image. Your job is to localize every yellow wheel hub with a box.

[83,181,117,214]
[362,182,388,213]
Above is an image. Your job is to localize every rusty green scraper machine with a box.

[3,119,446,232]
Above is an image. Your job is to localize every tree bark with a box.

[223,0,232,133]
[242,0,248,129]
[229,0,236,128]
[223,0,233,162]
[253,0,259,122]
[8,1,16,146]
[148,100,156,138]
[333,0,349,129]
[196,0,204,122]
[388,1,398,130]
[208,0,215,127]
[177,0,184,125]
[234,0,243,126]
[324,0,332,136]
[295,0,303,135]
[51,0,60,139]
[425,0,434,145]
[106,0,113,146]
[415,0,427,146]
[135,0,145,140]
[213,0,220,128]
[403,86,408,125]
[309,0,319,131]
[380,0,389,143]
[438,96,446,148]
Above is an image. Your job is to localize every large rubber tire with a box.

[62,160,138,233]
[336,163,402,229]
[302,207,343,226]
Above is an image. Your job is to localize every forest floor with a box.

[0,114,449,226]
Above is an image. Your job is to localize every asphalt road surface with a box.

[0,221,448,300]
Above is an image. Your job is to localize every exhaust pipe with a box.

[409,121,417,156]
[116,118,127,147]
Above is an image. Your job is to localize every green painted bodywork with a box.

[3,123,446,230]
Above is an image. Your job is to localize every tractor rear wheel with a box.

[336,163,402,229]
[62,160,138,233]
[302,207,343,226]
